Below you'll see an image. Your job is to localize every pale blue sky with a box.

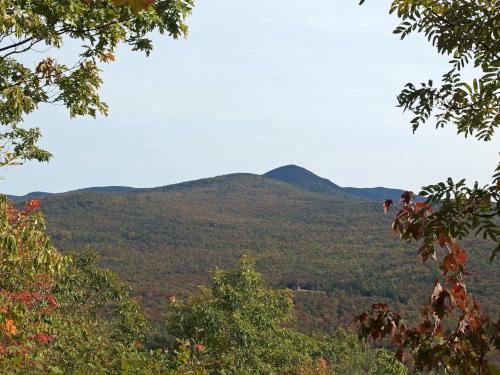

[2,0,498,195]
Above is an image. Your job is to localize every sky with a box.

[2,0,498,195]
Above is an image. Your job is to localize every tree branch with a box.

[0,36,35,53]
[0,39,44,60]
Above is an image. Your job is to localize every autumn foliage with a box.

[0,198,65,371]
[356,192,500,374]
[0,195,410,374]
[355,0,499,373]
[0,196,152,373]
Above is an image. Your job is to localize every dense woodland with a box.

[0,195,408,373]
[22,170,498,337]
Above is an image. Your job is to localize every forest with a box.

[21,169,500,337]
[0,0,498,373]
[0,195,409,373]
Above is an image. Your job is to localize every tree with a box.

[0,0,193,167]
[320,328,408,375]
[166,256,410,374]
[355,1,499,374]
[165,256,319,373]
[0,196,149,373]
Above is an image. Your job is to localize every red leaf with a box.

[26,199,41,211]
[383,199,393,214]
[442,253,457,274]
[451,283,466,310]
[372,303,389,312]
[33,332,54,344]
[455,250,467,265]
[400,191,415,205]
[438,234,450,247]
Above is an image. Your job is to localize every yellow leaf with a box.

[110,0,154,14]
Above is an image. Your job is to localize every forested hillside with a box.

[18,168,498,335]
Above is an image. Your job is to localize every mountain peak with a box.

[263,165,340,193]
[262,165,406,201]
[265,164,314,175]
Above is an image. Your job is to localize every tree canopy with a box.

[166,256,408,374]
[0,196,409,373]
[0,0,193,167]
[385,0,499,262]
[356,1,499,374]
[0,197,146,373]
[361,0,499,141]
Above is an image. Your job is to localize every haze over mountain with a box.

[9,165,406,202]
[9,165,497,334]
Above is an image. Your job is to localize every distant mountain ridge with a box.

[262,165,405,201]
[7,186,141,201]
[8,165,405,202]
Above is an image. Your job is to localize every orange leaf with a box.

[415,201,430,212]
[4,319,16,335]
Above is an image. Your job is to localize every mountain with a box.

[341,186,408,202]
[75,186,140,194]
[8,186,140,201]
[263,165,406,201]
[263,165,341,194]
[7,191,54,201]
[9,165,406,203]
[15,167,497,335]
